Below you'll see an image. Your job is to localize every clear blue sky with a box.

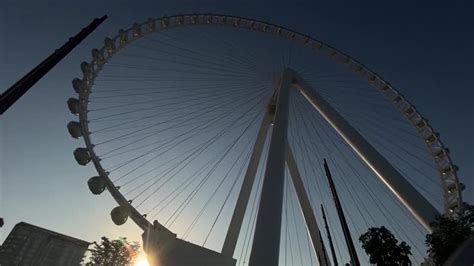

[1,0,472,264]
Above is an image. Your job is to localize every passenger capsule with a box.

[81,62,92,77]
[447,184,457,194]
[425,133,438,144]
[111,206,130,225]
[441,165,458,176]
[73,148,91,165]
[405,107,414,115]
[392,96,402,103]
[146,18,156,32]
[72,78,86,94]
[132,23,141,37]
[67,121,82,139]
[104,37,116,53]
[92,48,104,64]
[447,183,464,194]
[448,202,459,213]
[88,176,107,195]
[233,18,240,27]
[434,149,446,159]
[416,120,427,129]
[191,15,198,24]
[67,98,80,115]
[119,29,128,45]
[161,17,169,28]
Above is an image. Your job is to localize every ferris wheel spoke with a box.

[101,106,249,162]
[300,87,440,177]
[290,94,377,265]
[296,92,422,254]
[203,147,254,246]
[161,111,263,229]
[295,89,377,225]
[124,96,267,209]
[92,87,268,147]
[130,39,260,77]
[296,81,430,264]
[287,174,305,266]
[90,78,263,100]
[91,87,265,130]
[102,112,261,179]
[105,110,262,180]
[311,119,426,262]
[90,80,264,94]
[118,108,262,195]
[117,51,258,79]
[90,84,266,134]
[185,26,274,74]
[146,28,259,72]
[181,136,255,240]
[358,128,442,185]
[128,29,261,75]
[238,153,265,265]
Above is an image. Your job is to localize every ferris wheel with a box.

[67,14,464,265]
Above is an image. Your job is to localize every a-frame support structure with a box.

[222,68,330,266]
[222,67,440,265]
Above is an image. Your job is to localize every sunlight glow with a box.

[134,256,150,266]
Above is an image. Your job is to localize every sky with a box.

[1,0,473,264]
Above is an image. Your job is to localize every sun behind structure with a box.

[134,255,150,266]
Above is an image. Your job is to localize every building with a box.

[0,222,90,265]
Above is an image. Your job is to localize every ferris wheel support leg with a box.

[292,70,439,232]
[286,143,331,266]
[248,69,292,266]
[221,109,272,257]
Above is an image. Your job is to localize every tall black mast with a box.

[321,204,339,266]
[323,159,360,266]
[0,15,107,115]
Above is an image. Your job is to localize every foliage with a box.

[86,236,140,266]
[425,204,474,265]
[359,226,412,265]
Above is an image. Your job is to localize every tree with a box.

[359,226,412,265]
[86,236,140,266]
[425,204,474,265]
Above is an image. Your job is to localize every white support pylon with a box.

[289,69,439,232]
[287,143,331,266]
[249,69,292,266]
[222,109,272,257]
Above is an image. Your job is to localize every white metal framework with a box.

[291,69,440,231]
[67,13,464,265]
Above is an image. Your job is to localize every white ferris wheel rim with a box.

[69,13,463,232]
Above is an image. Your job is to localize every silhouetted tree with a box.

[359,226,412,265]
[86,236,139,266]
[425,204,473,265]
